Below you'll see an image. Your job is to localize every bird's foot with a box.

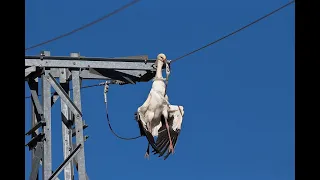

[144,152,150,160]
[169,144,174,154]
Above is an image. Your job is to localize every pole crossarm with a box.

[25,55,157,70]
[25,54,167,83]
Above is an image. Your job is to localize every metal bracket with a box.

[25,132,45,151]
[25,121,46,136]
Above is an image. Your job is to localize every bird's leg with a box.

[145,112,154,134]
[162,107,174,154]
[147,122,152,134]
[144,143,150,160]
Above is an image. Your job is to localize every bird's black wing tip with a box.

[153,126,180,160]
[137,119,160,153]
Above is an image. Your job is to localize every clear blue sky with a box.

[25,0,295,179]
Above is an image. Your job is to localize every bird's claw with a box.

[169,145,174,154]
[144,152,150,160]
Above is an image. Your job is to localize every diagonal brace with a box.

[73,144,90,180]
[25,132,45,151]
[25,66,36,77]
[46,73,82,117]
[28,81,44,115]
[48,144,82,180]
[25,121,46,136]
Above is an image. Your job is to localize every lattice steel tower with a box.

[25,51,160,180]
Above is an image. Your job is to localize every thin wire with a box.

[171,0,295,63]
[105,102,142,140]
[25,1,295,100]
[25,0,141,51]
[25,1,295,143]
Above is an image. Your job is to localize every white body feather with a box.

[150,105,184,136]
[137,53,169,135]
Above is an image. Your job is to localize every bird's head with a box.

[155,53,167,68]
[157,53,167,62]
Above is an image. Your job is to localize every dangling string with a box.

[103,82,142,140]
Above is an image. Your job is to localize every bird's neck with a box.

[155,61,164,79]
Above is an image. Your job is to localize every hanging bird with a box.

[135,104,185,160]
[135,53,174,159]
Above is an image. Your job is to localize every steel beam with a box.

[25,133,45,151]
[25,57,157,70]
[42,69,52,180]
[60,67,74,180]
[47,73,82,116]
[48,144,81,180]
[25,121,46,136]
[29,142,43,180]
[29,80,44,115]
[25,51,165,180]
[30,88,39,180]
[47,68,152,80]
[72,144,90,180]
[71,54,87,180]
[26,66,37,77]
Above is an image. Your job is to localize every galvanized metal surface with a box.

[49,144,81,180]
[25,66,37,77]
[72,69,87,180]
[60,70,74,180]
[47,73,82,116]
[25,58,156,70]
[25,51,160,180]
[30,142,43,180]
[42,70,52,179]
[30,83,40,180]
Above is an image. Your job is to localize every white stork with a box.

[135,53,175,158]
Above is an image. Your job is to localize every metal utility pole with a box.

[25,51,161,180]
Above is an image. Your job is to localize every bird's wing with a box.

[152,114,181,160]
[136,115,160,153]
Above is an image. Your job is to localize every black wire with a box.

[25,0,141,51]
[25,1,294,141]
[105,102,142,140]
[25,1,295,98]
[25,81,142,140]
[171,0,295,63]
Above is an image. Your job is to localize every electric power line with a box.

[25,1,295,143]
[25,0,141,51]
[171,0,295,63]
[25,0,295,100]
